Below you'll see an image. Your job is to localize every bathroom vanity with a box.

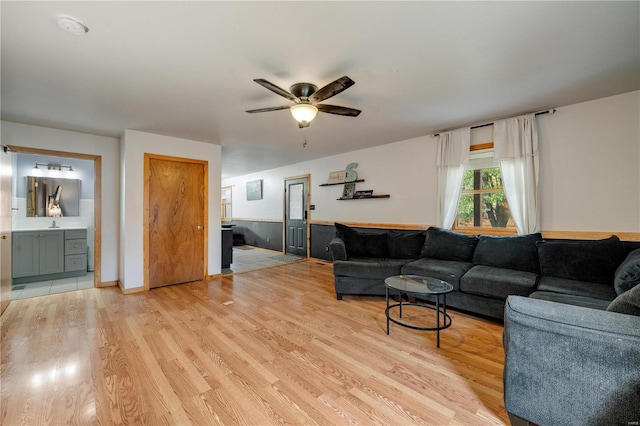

[12,227,88,284]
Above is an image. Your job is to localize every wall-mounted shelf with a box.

[319,179,364,187]
[338,195,390,200]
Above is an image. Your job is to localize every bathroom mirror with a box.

[26,176,81,217]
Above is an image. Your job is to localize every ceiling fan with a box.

[246,76,361,128]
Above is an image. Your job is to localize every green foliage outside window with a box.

[457,167,514,228]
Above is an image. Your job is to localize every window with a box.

[454,148,515,232]
[221,186,232,220]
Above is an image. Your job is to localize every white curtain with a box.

[436,128,470,229]
[493,114,539,235]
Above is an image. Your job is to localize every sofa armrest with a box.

[503,296,640,426]
[329,236,348,261]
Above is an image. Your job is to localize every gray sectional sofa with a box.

[330,223,640,425]
[503,245,640,426]
[503,290,640,426]
[329,224,640,319]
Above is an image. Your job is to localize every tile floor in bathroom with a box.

[11,246,300,300]
[11,272,95,300]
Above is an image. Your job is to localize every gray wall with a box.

[230,220,283,252]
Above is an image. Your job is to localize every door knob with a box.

[1,235,6,240]
[197,225,203,230]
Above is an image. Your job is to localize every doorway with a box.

[1,146,102,304]
[284,176,309,257]
[144,154,207,289]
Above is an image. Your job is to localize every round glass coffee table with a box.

[384,275,454,348]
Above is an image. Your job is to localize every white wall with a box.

[224,135,437,227]
[1,121,120,281]
[223,91,640,234]
[120,130,221,290]
[538,91,639,232]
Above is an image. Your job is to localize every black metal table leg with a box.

[386,287,390,335]
[436,294,441,348]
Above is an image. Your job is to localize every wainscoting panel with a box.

[309,224,335,261]
[229,220,283,252]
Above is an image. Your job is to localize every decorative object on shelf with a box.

[327,170,347,184]
[324,163,358,185]
[354,190,374,199]
[320,162,390,199]
[341,183,356,199]
[344,163,358,182]
[246,179,263,201]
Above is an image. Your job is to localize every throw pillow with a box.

[606,284,640,316]
[387,231,425,259]
[536,236,626,285]
[614,248,640,295]
[420,227,478,262]
[472,233,543,274]
[334,223,389,258]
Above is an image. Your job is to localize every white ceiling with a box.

[2,1,639,178]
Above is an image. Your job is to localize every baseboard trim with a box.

[207,274,222,279]
[118,280,145,294]
[97,280,118,288]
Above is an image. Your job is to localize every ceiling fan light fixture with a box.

[290,104,318,124]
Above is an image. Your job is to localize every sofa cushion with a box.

[472,233,542,274]
[387,231,425,259]
[607,284,640,316]
[332,257,407,280]
[420,227,478,262]
[401,258,473,291]
[335,223,389,258]
[460,265,538,299]
[614,248,640,295]
[536,276,617,301]
[536,236,626,285]
[529,291,612,311]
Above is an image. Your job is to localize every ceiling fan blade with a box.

[316,104,361,117]
[246,106,291,113]
[253,79,296,101]
[309,76,355,103]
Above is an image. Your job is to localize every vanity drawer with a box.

[65,239,87,255]
[65,254,87,272]
[65,229,87,240]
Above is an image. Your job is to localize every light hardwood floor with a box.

[1,260,508,425]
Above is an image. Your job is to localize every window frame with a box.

[221,186,232,221]
[452,144,517,236]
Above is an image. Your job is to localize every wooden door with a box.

[285,177,308,257]
[0,147,12,313]
[148,156,206,288]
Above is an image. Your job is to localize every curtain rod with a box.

[431,108,555,137]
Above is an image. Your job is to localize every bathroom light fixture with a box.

[33,163,75,173]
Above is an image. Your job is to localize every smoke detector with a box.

[58,16,89,35]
